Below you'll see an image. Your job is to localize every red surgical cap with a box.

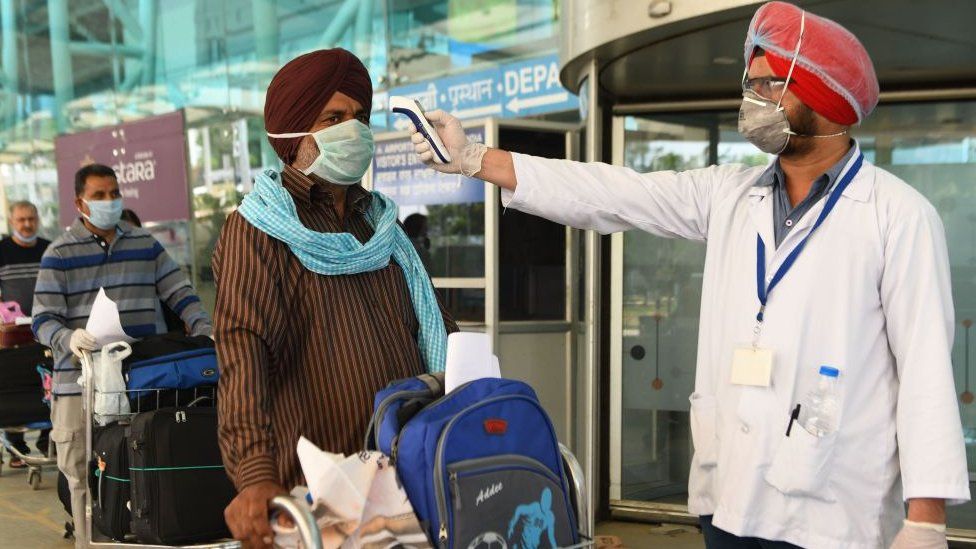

[744,1,879,125]
[264,48,373,165]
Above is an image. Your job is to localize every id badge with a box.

[731,346,773,387]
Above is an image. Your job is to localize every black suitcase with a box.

[0,343,51,426]
[128,406,234,545]
[88,423,131,541]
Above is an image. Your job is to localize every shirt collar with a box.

[753,140,857,190]
[280,165,372,214]
[68,218,127,240]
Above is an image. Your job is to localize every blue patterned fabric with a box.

[238,169,447,373]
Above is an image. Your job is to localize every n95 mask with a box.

[738,90,795,155]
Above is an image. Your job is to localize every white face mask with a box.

[12,230,37,244]
[268,119,375,185]
[80,198,124,230]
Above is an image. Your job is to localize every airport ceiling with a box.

[597,0,976,104]
[4,0,121,95]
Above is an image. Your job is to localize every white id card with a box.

[731,347,773,387]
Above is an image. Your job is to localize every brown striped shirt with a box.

[212,165,457,491]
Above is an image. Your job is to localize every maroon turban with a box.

[264,48,373,165]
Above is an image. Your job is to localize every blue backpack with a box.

[125,348,219,392]
[122,334,219,393]
[381,377,579,549]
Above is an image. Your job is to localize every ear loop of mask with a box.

[776,12,848,141]
[267,131,311,139]
[774,10,805,144]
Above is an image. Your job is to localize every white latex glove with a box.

[408,109,488,177]
[69,328,99,357]
[890,520,947,549]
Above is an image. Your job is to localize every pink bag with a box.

[0,301,24,323]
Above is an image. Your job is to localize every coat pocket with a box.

[764,426,837,502]
[689,393,718,468]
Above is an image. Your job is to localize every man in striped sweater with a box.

[32,163,212,547]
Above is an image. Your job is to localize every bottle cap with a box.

[819,365,839,378]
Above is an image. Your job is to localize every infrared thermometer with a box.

[389,96,453,164]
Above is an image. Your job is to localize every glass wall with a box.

[0,0,561,314]
[613,101,976,529]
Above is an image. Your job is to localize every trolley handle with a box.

[559,442,591,540]
[269,495,322,549]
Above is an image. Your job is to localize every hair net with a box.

[744,1,879,125]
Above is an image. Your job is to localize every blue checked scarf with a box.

[238,169,447,373]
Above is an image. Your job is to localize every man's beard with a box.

[781,104,820,157]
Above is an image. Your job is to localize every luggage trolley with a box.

[0,343,58,489]
[79,348,324,549]
[81,346,590,548]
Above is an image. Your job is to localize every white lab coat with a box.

[501,144,970,548]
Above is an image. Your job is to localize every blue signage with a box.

[386,53,577,128]
[372,127,486,206]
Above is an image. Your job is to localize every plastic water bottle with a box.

[802,366,840,437]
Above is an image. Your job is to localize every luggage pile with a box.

[83,333,235,546]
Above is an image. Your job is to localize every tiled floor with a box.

[0,451,71,549]
[0,451,709,549]
[595,521,704,548]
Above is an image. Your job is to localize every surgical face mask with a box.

[81,198,123,230]
[268,119,375,185]
[12,230,37,244]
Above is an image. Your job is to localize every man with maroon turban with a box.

[213,48,456,548]
[408,2,967,547]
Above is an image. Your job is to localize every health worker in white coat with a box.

[407,2,969,548]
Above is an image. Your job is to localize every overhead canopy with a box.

[560,0,976,105]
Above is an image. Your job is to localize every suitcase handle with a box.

[269,496,322,549]
[186,395,213,408]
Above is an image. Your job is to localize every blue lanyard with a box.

[755,153,864,323]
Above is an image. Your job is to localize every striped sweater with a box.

[32,219,212,396]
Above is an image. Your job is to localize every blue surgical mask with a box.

[267,119,375,185]
[12,230,37,244]
[81,198,123,230]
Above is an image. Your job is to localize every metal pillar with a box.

[320,0,358,47]
[1,0,19,125]
[138,0,156,87]
[47,0,74,132]
[233,118,251,192]
[68,40,142,57]
[251,0,278,169]
[102,0,142,41]
[103,0,142,90]
[355,0,374,60]
[252,0,278,64]
[580,59,602,535]
[202,125,213,191]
